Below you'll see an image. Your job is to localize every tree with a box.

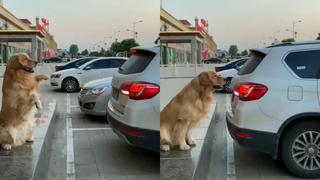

[110,38,139,56]
[99,48,107,56]
[240,50,248,56]
[69,44,79,58]
[316,33,320,40]
[89,51,100,56]
[81,49,89,56]
[228,45,238,58]
[281,38,295,43]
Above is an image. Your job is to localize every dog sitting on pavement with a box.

[160,71,224,151]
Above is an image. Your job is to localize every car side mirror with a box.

[83,66,92,71]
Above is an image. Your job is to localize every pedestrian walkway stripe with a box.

[226,95,236,180]
[66,94,76,180]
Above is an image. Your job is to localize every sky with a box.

[162,0,320,51]
[4,0,159,51]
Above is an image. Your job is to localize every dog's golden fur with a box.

[160,71,224,151]
[0,53,48,150]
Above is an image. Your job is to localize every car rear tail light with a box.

[117,124,143,137]
[234,82,268,101]
[215,66,222,72]
[55,66,60,72]
[131,49,138,53]
[120,82,160,100]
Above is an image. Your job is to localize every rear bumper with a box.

[107,109,159,152]
[226,112,278,159]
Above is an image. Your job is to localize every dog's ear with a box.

[199,71,211,86]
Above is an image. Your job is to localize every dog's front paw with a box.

[36,100,42,110]
[179,144,190,151]
[26,136,34,143]
[1,144,12,150]
[161,144,171,151]
[187,138,196,146]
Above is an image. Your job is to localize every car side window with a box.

[284,50,320,79]
[90,59,111,69]
[110,59,126,68]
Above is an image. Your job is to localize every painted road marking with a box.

[66,94,76,180]
[72,127,112,131]
[226,94,236,180]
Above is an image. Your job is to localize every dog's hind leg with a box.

[160,126,171,151]
[1,128,16,150]
[173,119,191,150]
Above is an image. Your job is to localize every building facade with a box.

[0,2,57,63]
[160,8,217,65]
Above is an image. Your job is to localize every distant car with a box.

[202,57,223,64]
[50,57,127,92]
[55,57,97,72]
[78,77,112,116]
[216,58,248,92]
[107,47,160,152]
[44,57,62,63]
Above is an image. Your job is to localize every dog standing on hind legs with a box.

[0,53,48,150]
[160,71,225,151]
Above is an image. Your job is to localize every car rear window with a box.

[284,50,320,79]
[238,51,266,75]
[118,50,155,74]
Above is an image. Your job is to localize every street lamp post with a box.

[114,31,120,42]
[292,20,302,40]
[273,30,281,41]
[133,20,143,39]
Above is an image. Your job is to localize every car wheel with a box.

[62,78,79,92]
[223,78,233,93]
[280,120,320,178]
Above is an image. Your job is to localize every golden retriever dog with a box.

[0,53,48,150]
[160,71,224,151]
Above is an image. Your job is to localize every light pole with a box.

[114,30,120,42]
[292,20,302,40]
[273,30,281,41]
[133,20,143,39]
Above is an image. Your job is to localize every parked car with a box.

[226,41,320,178]
[44,57,62,63]
[107,47,160,152]
[50,57,127,92]
[55,57,97,72]
[202,57,223,64]
[216,58,247,92]
[78,77,112,116]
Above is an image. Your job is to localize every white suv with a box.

[227,41,320,178]
[107,47,160,152]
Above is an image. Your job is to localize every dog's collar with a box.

[23,67,35,73]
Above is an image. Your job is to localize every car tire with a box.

[223,77,233,93]
[280,120,320,178]
[62,77,79,92]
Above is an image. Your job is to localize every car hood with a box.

[52,68,78,75]
[83,77,112,89]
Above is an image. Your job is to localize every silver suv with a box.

[227,41,320,178]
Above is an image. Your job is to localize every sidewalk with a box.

[160,77,218,180]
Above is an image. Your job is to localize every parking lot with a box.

[1,63,159,180]
[204,92,304,180]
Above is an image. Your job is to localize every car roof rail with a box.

[267,40,320,48]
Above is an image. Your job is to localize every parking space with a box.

[204,92,305,180]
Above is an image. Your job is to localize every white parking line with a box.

[66,94,76,180]
[226,95,236,180]
[72,127,112,131]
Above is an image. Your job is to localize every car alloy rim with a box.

[225,79,232,92]
[66,80,76,91]
[292,131,320,171]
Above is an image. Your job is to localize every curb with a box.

[32,100,58,180]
